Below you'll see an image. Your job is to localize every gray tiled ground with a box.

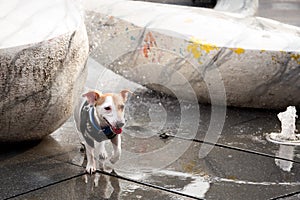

[0,144,83,200]
[2,109,300,199]
[1,58,299,200]
[2,59,299,200]
[196,106,300,163]
[11,173,193,200]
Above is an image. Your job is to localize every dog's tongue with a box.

[112,127,122,134]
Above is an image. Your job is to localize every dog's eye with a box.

[119,105,124,110]
[104,106,111,111]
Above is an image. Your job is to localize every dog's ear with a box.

[120,89,132,102]
[82,91,101,105]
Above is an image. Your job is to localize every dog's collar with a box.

[88,106,114,136]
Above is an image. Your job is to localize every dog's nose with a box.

[116,121,125,128]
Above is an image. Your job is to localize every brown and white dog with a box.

[74,90,131,174]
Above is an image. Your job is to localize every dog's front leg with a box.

[98,141,108,160]
[85,144,96,174]
[95,141,108,170]
[110,134,121,164]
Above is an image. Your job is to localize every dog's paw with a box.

[110,155,120,164]
[99,151,108,160]
[86,164,96,174]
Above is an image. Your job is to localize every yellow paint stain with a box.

[187,37,219,62]
[260,49,266,53]
[187,44,202,59]
[291,54,300,64]
[200,43,219,54]
[230,48,245,55]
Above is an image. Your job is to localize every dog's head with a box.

[83,90,131,133]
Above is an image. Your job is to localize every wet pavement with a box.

[1,58,300,200]
[1,1,300,199]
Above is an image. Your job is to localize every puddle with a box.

[120,169,210,199]
[118,166,300,199]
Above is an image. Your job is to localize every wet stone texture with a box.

[11,174,193,200]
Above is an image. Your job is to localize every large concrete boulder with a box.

[0,0,89,142]
[85,0,300,109]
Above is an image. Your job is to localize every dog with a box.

[74,89,131,174]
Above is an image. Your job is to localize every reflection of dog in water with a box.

[77,172,121,199]
[74,90,131,173]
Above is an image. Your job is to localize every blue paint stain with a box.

[125,27,129,31]
[179,48,183,56]
[130,36,136,41]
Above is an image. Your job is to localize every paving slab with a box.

[0,143,83,200]
[195,106,300,164]
[114,136,300,200]
[11,173,193,200]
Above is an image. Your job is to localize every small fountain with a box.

[266,106,300,145]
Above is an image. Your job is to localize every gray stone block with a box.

[85,0,300,109]
[0,22,89,142]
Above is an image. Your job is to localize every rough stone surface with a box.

[0,25,89,142]
[85,9,300,109]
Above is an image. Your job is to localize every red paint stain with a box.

[143,32,157,58]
